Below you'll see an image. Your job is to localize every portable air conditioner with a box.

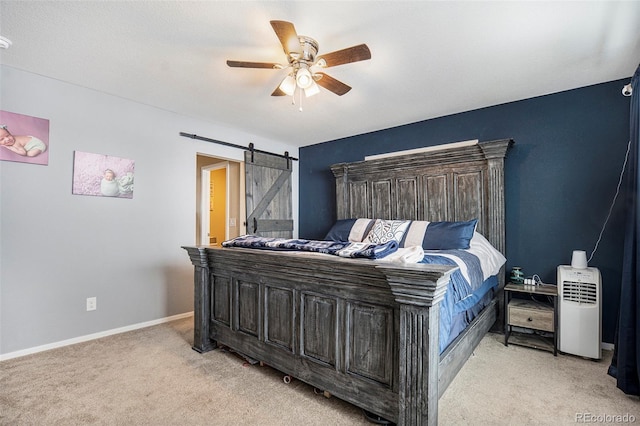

[557,265,602,359]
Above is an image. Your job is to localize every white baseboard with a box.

[0,311,194,362]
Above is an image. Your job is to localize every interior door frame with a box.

[198,155,246,245]
[201,162,229,245]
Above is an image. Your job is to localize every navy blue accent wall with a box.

[299,78,631,344]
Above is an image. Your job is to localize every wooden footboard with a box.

[183,245,459,425]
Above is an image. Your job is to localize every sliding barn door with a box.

[245,150,293,238]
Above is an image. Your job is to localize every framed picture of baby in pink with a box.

[0,110,50,165]
[72,151,135,199]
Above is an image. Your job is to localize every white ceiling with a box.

[1,1,639,148]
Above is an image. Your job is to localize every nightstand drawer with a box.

[508,300,554,332]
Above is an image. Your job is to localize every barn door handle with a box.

[253,217,258,233]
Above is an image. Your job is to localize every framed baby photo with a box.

[72,151,135,199]
[0,110,50,165]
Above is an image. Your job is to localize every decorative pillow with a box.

[324,218,375,242]
[364,219,411,244]
[421,219,478,250]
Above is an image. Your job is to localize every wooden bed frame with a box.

[183,139,512,425]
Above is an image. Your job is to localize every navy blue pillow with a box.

[324,218,358,242]
[422,219,478,250]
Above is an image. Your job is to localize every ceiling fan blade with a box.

[227,60,281,69]
[315,73,352,96]
[271,86,287,96]
[270,20,301,59]
[317,44,371,67]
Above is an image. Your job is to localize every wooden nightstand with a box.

[504,282,558,356]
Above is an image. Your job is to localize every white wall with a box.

[0,66,299,356]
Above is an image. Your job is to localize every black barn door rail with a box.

[180,132,298,162]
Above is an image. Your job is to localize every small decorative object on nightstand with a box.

[504,282,558,356]
[509,267,525,284]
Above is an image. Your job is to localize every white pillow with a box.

[364,219,411,244]
[466,231,507,279]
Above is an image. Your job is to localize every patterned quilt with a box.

[221,235,399,259]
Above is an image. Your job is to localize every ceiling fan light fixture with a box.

[279,74,296,96]
[304,81,320,97]
[296,67,313,89]
[227,20,371,101]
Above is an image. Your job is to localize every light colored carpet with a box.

[1,317,637,425]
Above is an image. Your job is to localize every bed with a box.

[182,138,512,425]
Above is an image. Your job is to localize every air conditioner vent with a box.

[562,280,597,304]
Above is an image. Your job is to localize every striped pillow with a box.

[324,218,375,242]
[401,219,478,250]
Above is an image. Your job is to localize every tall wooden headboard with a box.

[330,139,513,256]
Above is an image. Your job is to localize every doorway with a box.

[196,154,244,245]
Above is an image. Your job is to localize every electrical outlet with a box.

[86,297,97,311]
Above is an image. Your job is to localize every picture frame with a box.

[72,151,135,199]
[0,110,50,165]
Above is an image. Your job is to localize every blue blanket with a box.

[420,251,498,352]
[222,235,399,259]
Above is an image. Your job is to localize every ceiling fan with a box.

[227,20,371,98]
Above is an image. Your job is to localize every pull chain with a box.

[299,87,303,112]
